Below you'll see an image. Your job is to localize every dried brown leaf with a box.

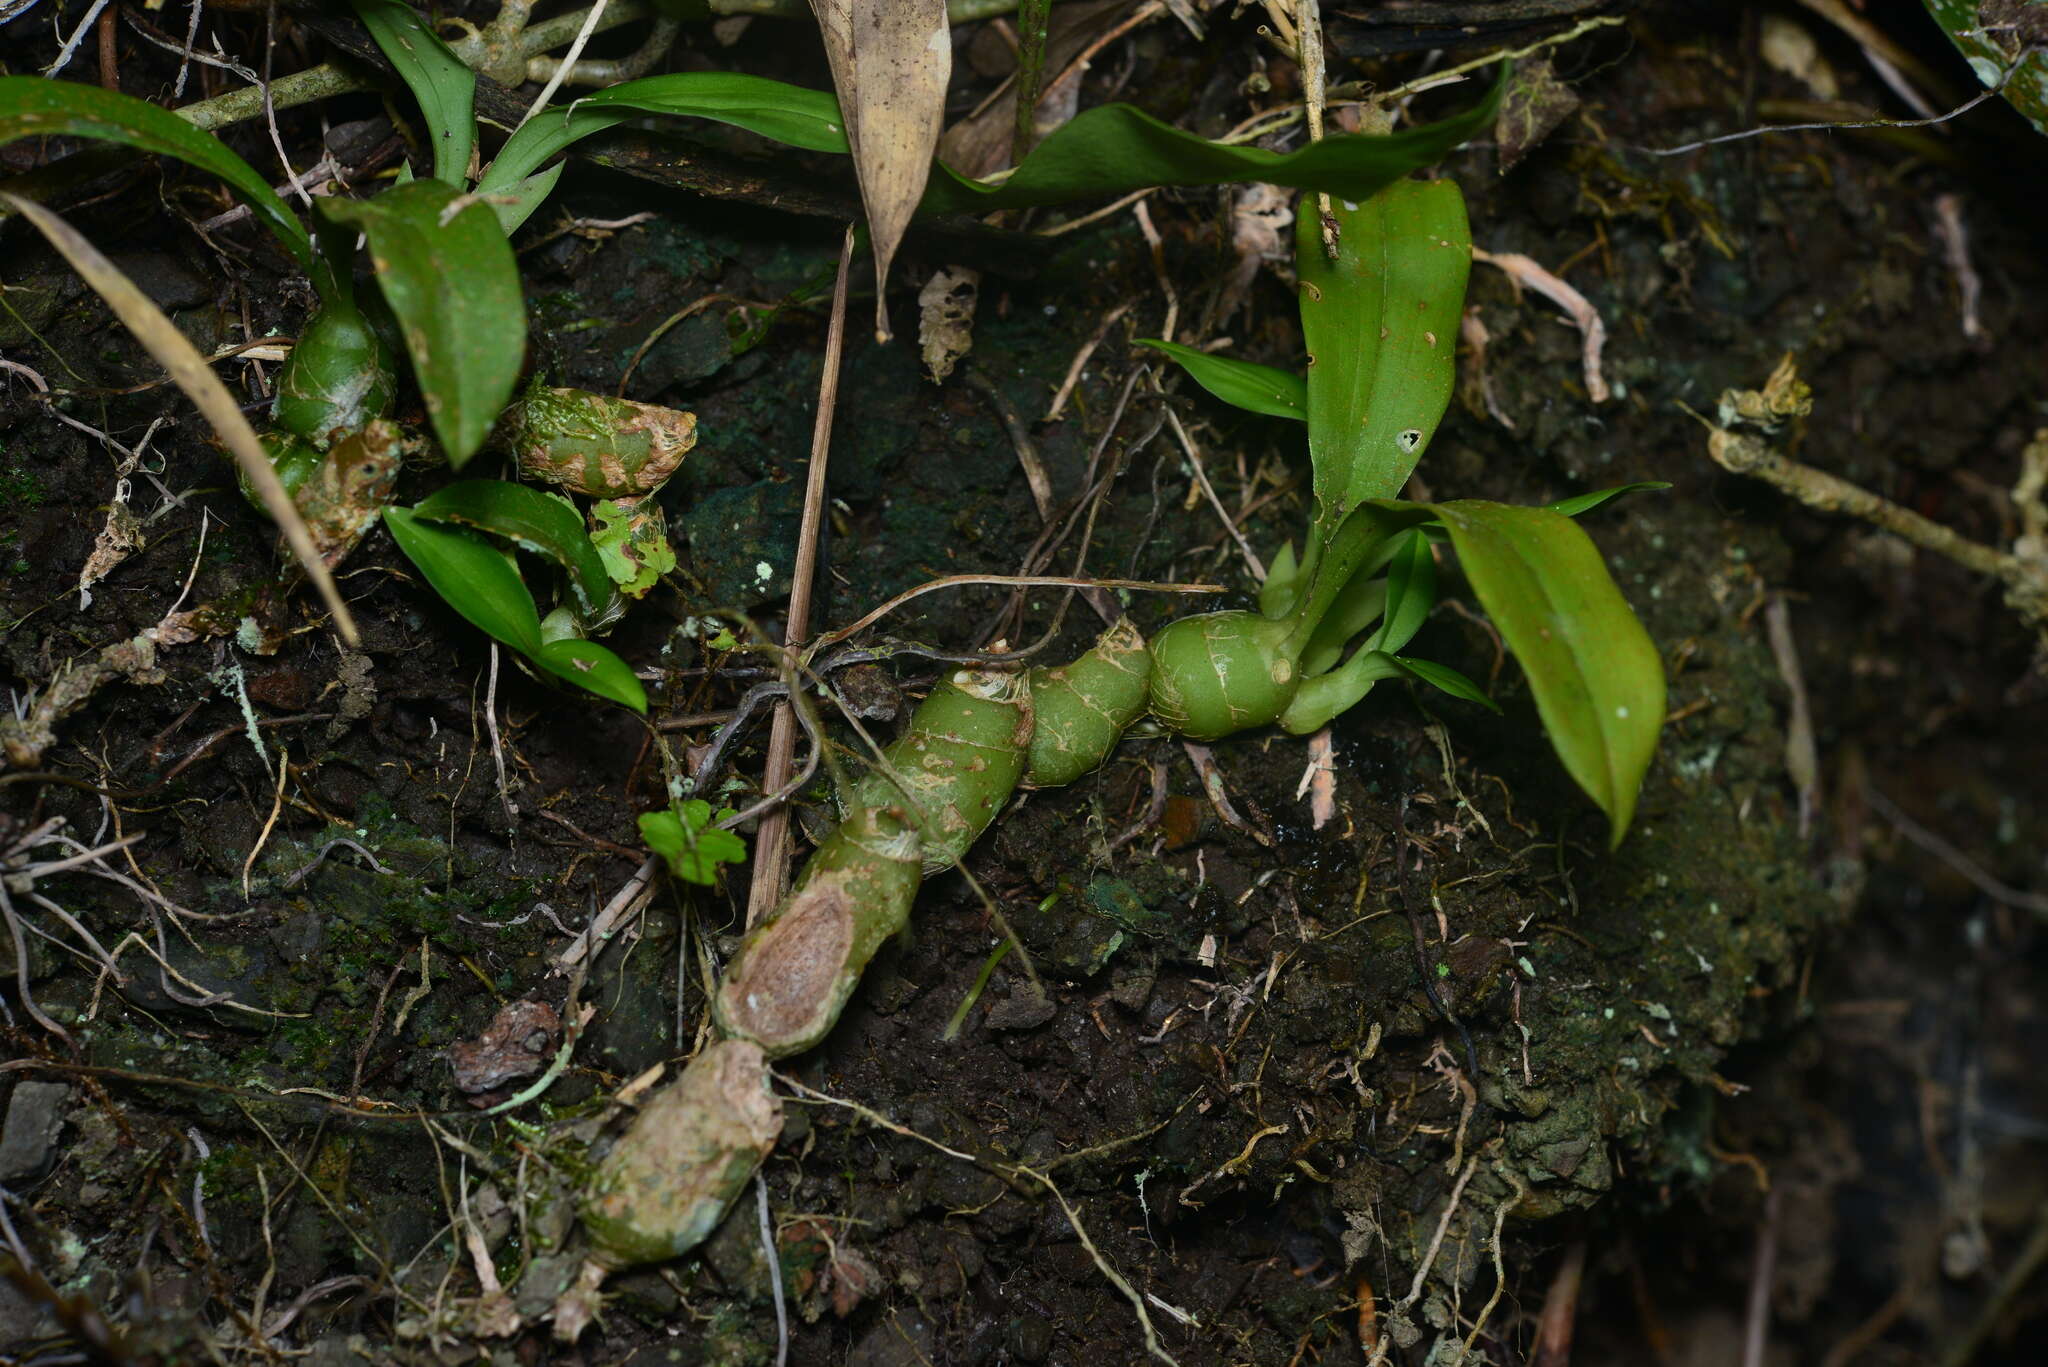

[808,0,952,341]
[77,488,143,611]
[917,265,979,381]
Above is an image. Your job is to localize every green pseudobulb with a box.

[505,385,698,500]
[237,431,322,511]
[1145,610,1300,741]
[843,668,1034,872]
[272,304,396,448]
[1026,618,1152,787]
[579,1038,783,1268]
[714,803,923,1058]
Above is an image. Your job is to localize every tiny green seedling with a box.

[639,799,749,886]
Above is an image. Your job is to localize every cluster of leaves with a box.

[3,1,1664,839]
[1146,186,1666,842]
[0,1,1501,712]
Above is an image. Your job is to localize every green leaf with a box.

[475,67,1501,220]
[923,72,1503,215]
[351,0,476,185]
[1548,481,1669,518]
[478,72,851,196]
[640,801,749,886]
[1279,498,1438,658]
[1277,643,1405,735]
[1300,178,1471,531]
[1429,500,1665,845]
[1385,654,1499,712]
[319,181,526,467]
[385,507,646,712]
[591,498,677,599]
[1922,0,2048,138]
[1258,538,1301,619]
[536,637,648,713]
[1138,339,1305,420]
[1370,530,1436,655]
[410,479,616,618]
[490,162,565,235]
[383,507,543,655]
[1298,574,1388,678]
[0,76,311,267]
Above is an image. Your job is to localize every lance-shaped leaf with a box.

[477,73,852,198]
[1427,500,1664,845]
[410,479,616,619]
[1548,481,1670,518]
[475,67,1500,229]
[1139,339,1306,420]
[0,76,311,267]
[485,162,564,235]
[1299,178,1471,529]
[351,0,477,186]
[1384,654,1497,711]
[808,0,951,341]
[923,70,1502,215]
[320,181,525,467]
[535,637,649,712]
[383,507,646,712]
[1369,529,1437,655]
[384,508,544,654]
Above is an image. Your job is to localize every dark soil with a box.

[4,4,2047,1366]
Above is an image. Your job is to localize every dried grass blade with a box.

[806,0,950,342]
[3,193,360,645]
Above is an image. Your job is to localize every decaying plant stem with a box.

[1700,368,2048,634]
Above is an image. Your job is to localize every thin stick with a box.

[261,2,314,210]
[757,1176,790,1367]
[1038,188,1154,241]
[1704,422,2044,624]
[0,881,73,1047]
[1644,76,2014,156]
[173,0,207,100]
[43,0,114,78]
[516,0,611,129]
[1938,1198,2048,1367]
[1459,1165,1528,1362]
[969,367,1054,522]
[810,572,1222,653]
[240,744,290,900]
[1295,0,1336,256]
[1866,787,2048,919]
[555,856,659,971]
[1740,1187,1783,1367]
[777,1074,1182,1365]
[1163,406,1265,579]
[1044,300,1133,421]
[746,226,856,928]
[1532,1241,1588,1367]
[1011,0,1053,165]
[485,646,518,827]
